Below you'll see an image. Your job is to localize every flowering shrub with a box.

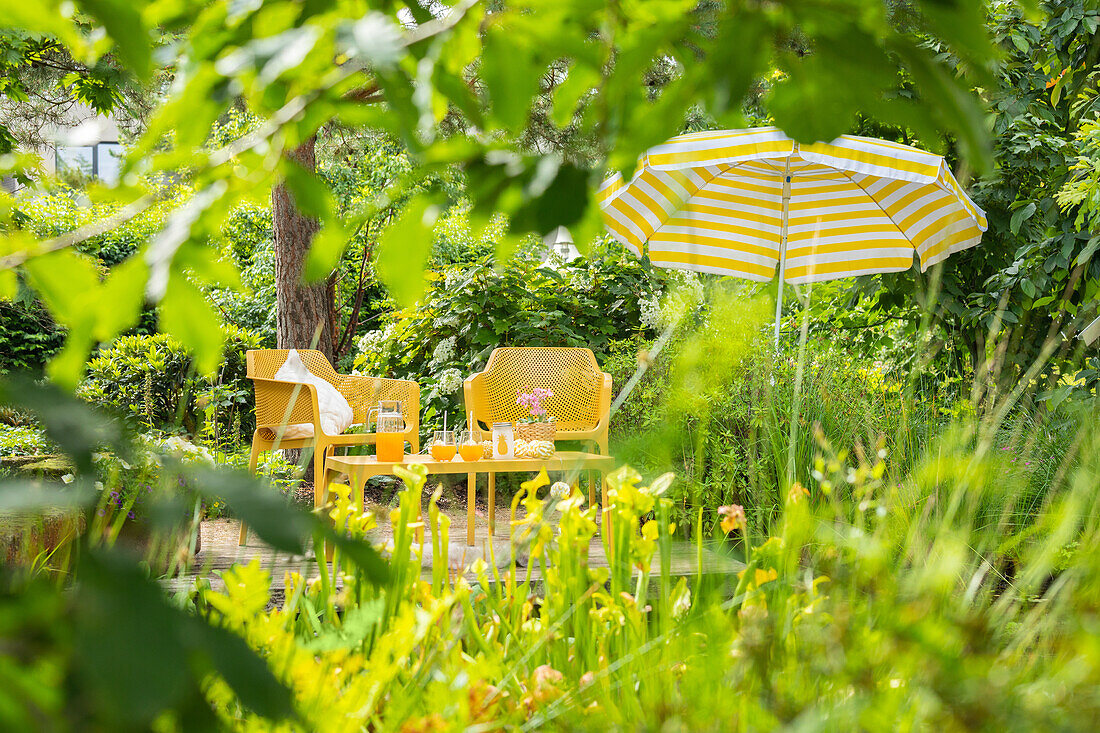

[435,367,463,395]
[79,325,263,442]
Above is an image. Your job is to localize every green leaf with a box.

[892,39,992,175]
[919,0,998,88]
[307,599,386,652]
[0,375,125,474]
[94,255,147,342]
[74,549,191,725]
[317,527,391,585]
[146,183,227,300]
[75,547,295,725]
[552,62,599,127]
[192,467,313,555]
[770,28,896,144]
[0,269,16,300]
[1075,236,1100,267]
[47,329,96,391]
[283,160,334,220]
[0,481,95,511]
[0,4,82,48]
[705,13,767,117]
[376,196,439,307]
[135,65,225,158]
[23,249,100,325]
[510,162,591,234]
[303,221,352,282]
[480,22,542,132]
[78,0,153,78]
[190,622,296,720]
[1010,202,1036,235]
[159,276,224,376]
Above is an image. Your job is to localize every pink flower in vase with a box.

[517,387,554,421]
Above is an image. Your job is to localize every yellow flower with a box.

[787,482,809,504]
[718,504,746,534]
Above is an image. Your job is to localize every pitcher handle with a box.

[367,407,379,431]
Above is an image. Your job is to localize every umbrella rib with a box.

[835,168,913,253]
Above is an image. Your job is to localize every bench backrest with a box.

[246,349,340,385]
[466,347,607,432]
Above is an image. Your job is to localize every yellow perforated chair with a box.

[463,347,611,454]
[240,349,420,545]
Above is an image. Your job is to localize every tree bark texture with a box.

[272,135,337,361]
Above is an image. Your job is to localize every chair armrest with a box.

[593,372,613,431]
[463,371,486,432]
[250,377,321,433]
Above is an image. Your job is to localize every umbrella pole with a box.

[773,149,794,348]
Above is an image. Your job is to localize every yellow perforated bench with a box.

[240,348,419,545]
[463,347,611,455]
[463,347,613,535]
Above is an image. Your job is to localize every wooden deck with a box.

[165,498,744,595]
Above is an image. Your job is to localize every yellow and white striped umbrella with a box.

[598,127,987,339]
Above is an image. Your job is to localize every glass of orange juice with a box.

[430,430,457,462]
[458,430,482,462]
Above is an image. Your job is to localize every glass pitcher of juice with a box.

[369,401,405,462]
[430,430,457,461]
[458,430,482,462]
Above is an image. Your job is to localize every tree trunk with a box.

[272,135,335,480]
[273,135,336,361]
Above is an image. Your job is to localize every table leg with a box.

[488,472,496,537]
[467,472,476,547]
[315,447,329,509]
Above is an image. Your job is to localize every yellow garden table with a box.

[325,451,615,546]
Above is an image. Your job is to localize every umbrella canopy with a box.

[598,127,987,341]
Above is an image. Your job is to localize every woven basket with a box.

[516,420,556,442]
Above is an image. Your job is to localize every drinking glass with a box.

[458,430,482,462]
[430,430,457,461]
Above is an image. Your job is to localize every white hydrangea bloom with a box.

[639,295,663,329]
[443,269,468,291]
[437,368,464,395]
[357,329,385,354]
[159,436,215,465]
[686,272,706,303]
[432,314,459,329]
[431,336,457,366]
